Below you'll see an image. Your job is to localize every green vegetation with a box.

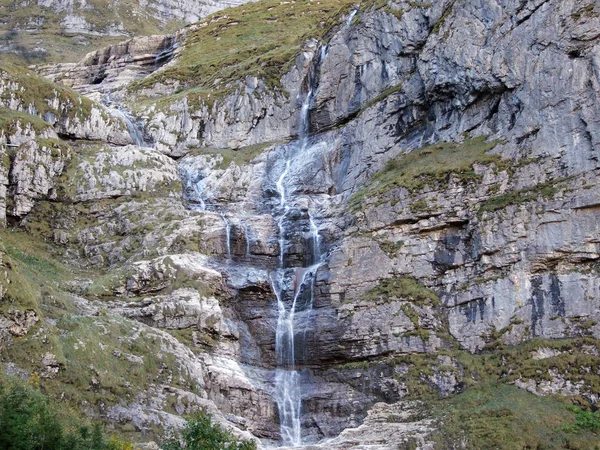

[160,411,256,450]
[338,343,600,448]
[0,0,183,64]
[430,383,597,450]
[0,374,132,450]
[48,315,195,407]
[334,338,600,403]
[130,0,358,101]
[360,276,439,306]
[478,178,567,215]
[0,228,71,314]
[361,0,407,21]
[349,136,502,210]
[409,198,430,213]
[0,108,54,135]
[452,338,600,394]
[563,406,600,433]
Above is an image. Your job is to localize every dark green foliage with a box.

[0,375,130,450]
[160,412,257,450]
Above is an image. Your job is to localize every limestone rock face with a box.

[8,139,71,218]
[62,144,180,202]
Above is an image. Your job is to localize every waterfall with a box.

[177,41,329,446]
[272,47,325,446]
[346,7,358,26]
[221,214,232,263]
[180,163,206,210]
[153,34,176,71]
[105,101,146,147]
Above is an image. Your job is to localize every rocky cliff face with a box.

[2,0,600,449]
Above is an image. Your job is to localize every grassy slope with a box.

[0,228,200,440]
[130,0,358,104]
[349,136,503,209]
[430,383,598,450]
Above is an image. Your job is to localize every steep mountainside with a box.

[0,0,257,63]
[1,0,600,449]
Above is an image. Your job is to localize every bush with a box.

[160,412,256,450]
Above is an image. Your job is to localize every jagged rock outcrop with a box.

[0,65,133,144]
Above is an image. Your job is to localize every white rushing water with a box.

[272,49,325,445]
[105,104,146,147]
[221,214,232,263]
[179,42,328,446]
[346,7,358,26]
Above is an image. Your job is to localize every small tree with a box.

[160,412,257,450]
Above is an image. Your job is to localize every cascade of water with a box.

[346,7,359,26]
[192,178,206,211]
[153,34,175,71]
[272,47,326,446]
[105,103,146,147]
[308,213,321,267]
[319,44,328,63]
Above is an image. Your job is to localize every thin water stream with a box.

[271,52,325,446]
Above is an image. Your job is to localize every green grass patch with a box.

[0,228,72,313]
[187,141,277,169]
[572,3,597,22]
[0,63,97,123]
[0,0,184,65]
[430,383,597,450]
[377,239,404,258]
[0,108,54,135]
[39,315,198,411]
[563,406,600,433]
[349,136,502,210]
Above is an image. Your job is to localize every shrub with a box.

[160,411,256,450]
